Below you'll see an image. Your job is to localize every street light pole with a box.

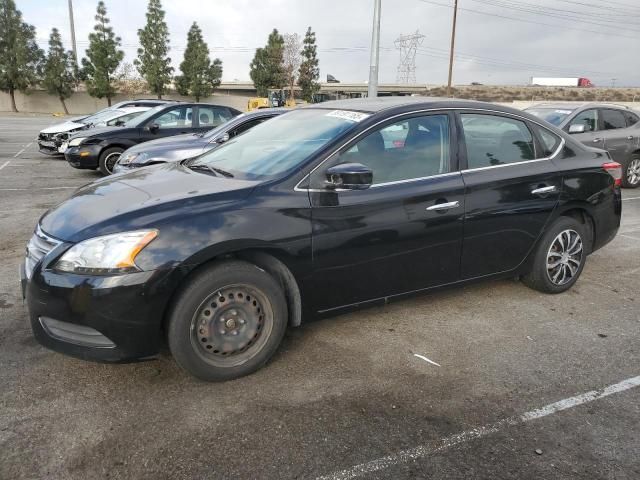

[446,0,459,96]
[68,0,78,67]
[368,0,382,98]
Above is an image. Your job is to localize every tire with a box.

[522,217,588,294]
[167,260,288,382]
[98,147,124,176]
[621,154,640,189]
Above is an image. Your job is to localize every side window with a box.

[198,106,233,128]
[332,114,451,185]
[624,111,639,127]
[531,124,561,157]
[461,114,535,169]
[153,106,193,128]
[230,118,266,138]
[569,109,597,132]
[601,109,626,130]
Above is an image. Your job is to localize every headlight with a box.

[68,137,87,147]
[119,152,148,166]
[55,230,158,275]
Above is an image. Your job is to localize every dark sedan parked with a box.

[22,97,621,381]
[113,108,286,174]
[525,103,640,188]
[65,103,241,175]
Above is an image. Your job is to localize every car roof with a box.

[303,96,526,116]
[527,102,631,111]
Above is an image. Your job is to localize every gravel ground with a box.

[0,115,639,480]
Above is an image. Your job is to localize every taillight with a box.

[602,162,622,187]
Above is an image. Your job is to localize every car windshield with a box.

[123,105,166,127]
[525,107,575,126]
[189,109,363,180]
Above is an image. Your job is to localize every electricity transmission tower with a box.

[394,31,425,84]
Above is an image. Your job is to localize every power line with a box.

[416,0,640,40]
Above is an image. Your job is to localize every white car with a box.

[38,107,151,155]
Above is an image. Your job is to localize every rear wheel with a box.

[622,154,640,188]
[167,260,288,382]
[522,217,587,294]
[98,147,124,175]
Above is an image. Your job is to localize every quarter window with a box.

[569,109,597,132]
[461,114,535,169]
[532,125,561,157]
[601,109,626,130]
[337,114,451,185]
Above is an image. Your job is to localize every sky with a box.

[17,0,640,87]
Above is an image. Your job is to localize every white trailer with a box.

[530,77,593,87]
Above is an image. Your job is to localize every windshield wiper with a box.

[209,166,234,178]
[187,163,234,178]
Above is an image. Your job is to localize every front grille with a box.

[25,226,61,279]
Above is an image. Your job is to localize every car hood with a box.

[69,126,130,140]
[40,162,259,242]
[41,121,86,134]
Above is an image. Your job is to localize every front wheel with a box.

[98,147,124,175]
[167,260,288,381]
[522,217,588,294]
[622,154,640,189]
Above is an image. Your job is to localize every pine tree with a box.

[42,28,77,114]
[0,0,43,112]
[82,1,124,106]
[174,22,222,102]
[298,27,320,103]
[249,29,286,97]
[135,0,172,99]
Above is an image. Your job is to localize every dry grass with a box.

[425,85,640,103]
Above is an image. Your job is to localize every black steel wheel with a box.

[168,260,288,381]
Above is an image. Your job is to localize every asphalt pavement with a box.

[0,114,638,480]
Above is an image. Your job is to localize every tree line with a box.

[0,0,320,112]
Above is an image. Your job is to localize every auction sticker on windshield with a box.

[325,110,370,122]
[555,110,573,115]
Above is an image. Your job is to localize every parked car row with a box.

[23,97,623,382]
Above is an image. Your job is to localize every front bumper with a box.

[38,139,63,155]
[21,259,177,362]
[65,145,101,169]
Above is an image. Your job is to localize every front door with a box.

[308,112,465,312]
[565,108,604,149]
[458,112,562,279]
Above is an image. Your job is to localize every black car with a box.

[22,97,621,381]
[113,108,286,174]
[525,103,640,188]
[64,103,242,175]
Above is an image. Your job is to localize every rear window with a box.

[525,107,574,126]
[624,111,639,127]
[601,109,626,130]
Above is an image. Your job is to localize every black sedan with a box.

[22,97,621,381]
[64,103,241,175]
[113,108,286,174]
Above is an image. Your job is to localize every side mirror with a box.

[568,123,586,134]
[148,123,160,132]
[114,120,125,126]
[216,132,230,144]
[325,163,373,190]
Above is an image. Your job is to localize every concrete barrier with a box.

[0,89,252,115]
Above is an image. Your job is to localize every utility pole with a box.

[68,0,78,67]
[446,0,459,96]
[368,0,382,98]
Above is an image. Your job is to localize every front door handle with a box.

[531,185,557,195]
[426,200,460,211]
[628,136,634,140]
[593,138,602,143]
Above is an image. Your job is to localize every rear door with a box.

[458,112,562,279]
[565,108,604,149]
[309,112,465,311]
[599,109,636,164]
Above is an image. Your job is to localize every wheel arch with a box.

[554,204,596,254]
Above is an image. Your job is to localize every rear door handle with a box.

[628,136,634,140]
[426,200,460,211]
[531,186,557,195]
[593,138,602,143]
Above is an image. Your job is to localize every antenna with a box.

[394,30,425,84]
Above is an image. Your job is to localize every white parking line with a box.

[0,161,9,171]
[622,196,640,202]
[413,354,441,367]
[316,375,640,480]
